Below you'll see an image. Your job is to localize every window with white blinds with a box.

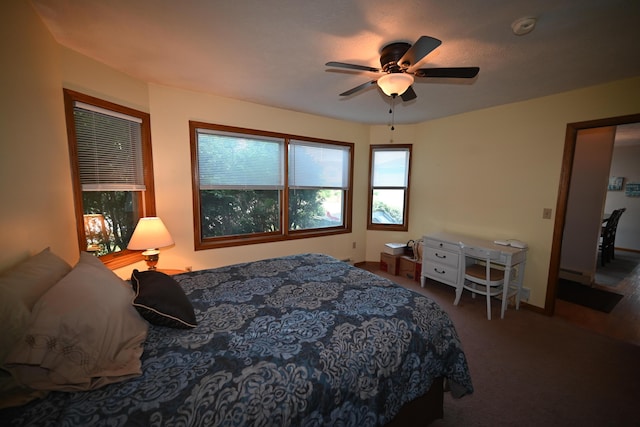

[196,129,284,190]
[372,147,410,187]
[64,89,156,267]
[368,145,412,231]
[190,122,353,249]
[289,140,350,189]
[74,101,145,191]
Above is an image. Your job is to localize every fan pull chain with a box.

[388,95,397,143]
[389,94,396,131]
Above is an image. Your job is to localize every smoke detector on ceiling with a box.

[511,17,537,36]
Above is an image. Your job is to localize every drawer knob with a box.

[435,253,446,259]
[434,268,445,274]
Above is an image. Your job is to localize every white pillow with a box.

[0,287,30,364]
[0,285,43,409]
[0,247,72,310]
[4,252,148,391]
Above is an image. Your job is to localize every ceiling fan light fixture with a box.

[377,73,414,97]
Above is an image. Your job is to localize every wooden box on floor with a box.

[399,256,422,282]
[380,252,400,275]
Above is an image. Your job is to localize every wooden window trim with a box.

[63,89,156,269]
[190,121,354,250]
[367,144,412,231]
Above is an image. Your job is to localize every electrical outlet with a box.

[520,287,531,301]
[352,241,356,249]
[542,208,552,219]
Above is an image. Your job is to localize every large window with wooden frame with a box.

[63,89,156,268]
[367,144,412,231]
[190,122,353,249]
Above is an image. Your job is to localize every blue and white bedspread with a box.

[2,253,473,426]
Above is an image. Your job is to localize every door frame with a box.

[545,113,640,315]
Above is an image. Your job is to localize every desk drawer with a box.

[424,247,459,268]
[424,238,460,253]
[423,261,458,287]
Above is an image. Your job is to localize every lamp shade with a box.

[377,73,414,96]
[127,217,174,251]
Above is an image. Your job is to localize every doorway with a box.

[546,113,640,314]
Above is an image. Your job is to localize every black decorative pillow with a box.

[130,270,197,329]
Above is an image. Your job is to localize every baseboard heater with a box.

[559,268,593,285]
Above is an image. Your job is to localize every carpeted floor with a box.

[359,263,640,427]
[556,279,624,313]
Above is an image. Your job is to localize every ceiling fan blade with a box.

[414,67,480,78]
[398,36,442,69]
[339,80,377,96]
[400,86,417,102]
[326,61,380,73]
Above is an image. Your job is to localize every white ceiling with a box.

[30,0,640,125]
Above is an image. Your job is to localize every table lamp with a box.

[127,217,174,270]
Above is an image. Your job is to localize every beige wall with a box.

[605,144,640,251]
[60,46,150,113]
[0,1,76,267]
[59,53,372,275]
[1,1,370,276]
[2,1,640,310]
[141,83,369,275]
[367,79,640,307]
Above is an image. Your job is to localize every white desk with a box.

[421,231,527,318]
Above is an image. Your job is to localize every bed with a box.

[0,251,472,426]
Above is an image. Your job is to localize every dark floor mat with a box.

[557,279,623,313]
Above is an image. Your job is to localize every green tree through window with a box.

[367,144,412,231]
[64,89,156,268]
[190,122,353,249]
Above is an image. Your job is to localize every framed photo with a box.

[608,176,624,191]
[625,182,640,197]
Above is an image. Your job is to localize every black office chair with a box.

[599,208,626,266]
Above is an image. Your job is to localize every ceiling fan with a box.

[326,35,479,101]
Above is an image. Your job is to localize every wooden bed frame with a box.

[386,377,444,426]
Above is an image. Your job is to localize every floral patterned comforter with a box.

[2,253,472,426]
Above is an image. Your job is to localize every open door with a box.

[545,113,640,315]
[559,127,615,284]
